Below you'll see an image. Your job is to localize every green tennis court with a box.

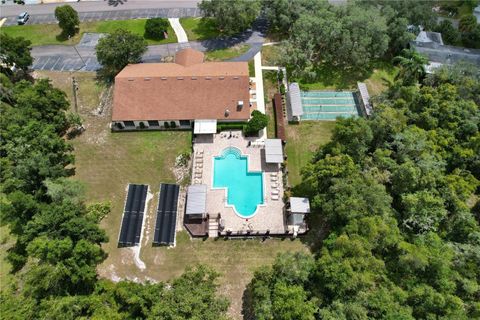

[300,91,359,120]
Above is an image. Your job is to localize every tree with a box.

[0,34,32,76]
[244,110,268,136]
[462,24,480,49]
[95,29,147,79]
[435,19,461,45]
[394,49,428,85]
[199,0,261,35]
[54,5,80,37]
[281,4,389,78]
[459,14,477,33]
[144,18,169,40]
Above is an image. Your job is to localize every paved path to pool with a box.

[253,51,267,139]
[168,17,189,44]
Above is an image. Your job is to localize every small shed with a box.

[288,197,310,226]
[286,83,303,121]
[265,139,284,164]
[186,184,207,219]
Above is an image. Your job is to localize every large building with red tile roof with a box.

[111,48,253,132]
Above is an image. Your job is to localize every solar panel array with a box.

[118,184,148,247]
[153,184,180,246]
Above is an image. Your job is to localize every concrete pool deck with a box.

[193,131,286,235]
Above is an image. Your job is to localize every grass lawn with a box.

[285,121,336,186]
[297,60,397,94]
[0,19,177,46]
[261,45,282,66]
[179,17,220,41]
[204,44,250,61]
[35,70,309,319]
[263,70,279,139]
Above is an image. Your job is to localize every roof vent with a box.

[144,77,151,81]
[205,76,212,80]
[161,77,167,80]
[233,76,239,80]
[191,76,197,80]
[177,77,184,80]
[224,109,230,117]
[237,100,244,110]
[128,78,134,81]
[219,76,225,80]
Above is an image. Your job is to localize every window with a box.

[124,121,135,127]
[148,120,159,127]
[179,120,191,127]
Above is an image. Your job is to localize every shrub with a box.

[145,18,169,40]
[170,121,177,128]
[164,121,170,128]
[139,122,146,129]
[244,110,268,136]
[54,5,79,37]
[279,84,286,95]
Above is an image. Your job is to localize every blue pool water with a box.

[213,148,264,218]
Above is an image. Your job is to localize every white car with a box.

[17,12,29,25]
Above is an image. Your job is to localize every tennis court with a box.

[300,91,360,120]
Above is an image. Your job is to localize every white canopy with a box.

[290,197,310,214]
[265,139,283,163]
[194,119,217,134]
[186,184,207,215]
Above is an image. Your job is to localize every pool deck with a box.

[192,131,287,235]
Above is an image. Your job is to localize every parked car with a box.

[17,12,29,25]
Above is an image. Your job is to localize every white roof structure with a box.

[425,62,443,74]
[290,197,310,214]
[194,119,217,134]
[264,139,283,163]
[357,82,372,116]
[415,31,443,45]
[186,184,207,215]
[287,82,303,120]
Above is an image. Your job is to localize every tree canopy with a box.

[95,29,147,80]
[199,0,261,35]
[0,33,32,77]
[54,5,80,37]
[144,17,169,40]
[248,63,480,319]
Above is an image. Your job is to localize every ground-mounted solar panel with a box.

[153,184,179,246]
[118,184,148,247]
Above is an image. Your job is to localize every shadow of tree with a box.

[105,0,127,7]
[241,281,255,320]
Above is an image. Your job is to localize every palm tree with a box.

[394,49,428,85]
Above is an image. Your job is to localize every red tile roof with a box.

[112,49,251,122]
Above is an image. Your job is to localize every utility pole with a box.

[72,77,79,113]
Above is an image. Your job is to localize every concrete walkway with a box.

[168,18,189,43]
[253,51,267,139]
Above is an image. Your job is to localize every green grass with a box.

[261,45,282,66]
[263,71,279,139]
[285,121,336,186]
[0,19,177,46]
[179,17,221,41]
[205,44,250,61]
[295,61,397,95]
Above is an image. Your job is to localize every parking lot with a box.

[3,7,200,26]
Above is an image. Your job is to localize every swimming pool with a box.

[300,91,359,120]
[213,147,264,218]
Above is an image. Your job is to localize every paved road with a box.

[30,18,268,72]
[1,7,200,26]
[0,0,199,16]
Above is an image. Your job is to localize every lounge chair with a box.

[271,189,279,195]
[271,177,278,182]
[270,172,278,177]
[271,183,279,188]
[271,195,279,200]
